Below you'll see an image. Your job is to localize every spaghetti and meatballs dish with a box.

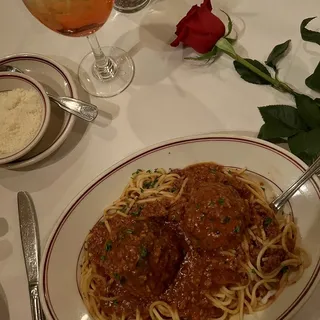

[79,162,308,320]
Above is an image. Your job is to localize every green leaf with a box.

[216,38,237,56]
[265,40,291,71]
[258,123,296,140]
[233,59,272,85]
[300,17,320,45]
[221,10,233,37]
[288,128,320,165]
[258,126,287,143]
[305,62,320,92]
[258,105,307,139]
[295,94,320,129]
[226,37,237,45]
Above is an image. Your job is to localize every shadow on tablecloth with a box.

[0,283,10,320]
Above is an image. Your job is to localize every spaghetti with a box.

[79,163,309,320]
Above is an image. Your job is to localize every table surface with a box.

[0,0,320,319]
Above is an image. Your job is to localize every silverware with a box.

[0,65,98,122]
[271,156,320,212]
[17,191,45,320]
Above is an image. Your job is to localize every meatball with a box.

[182,182,248,250]
[87,217,183,298]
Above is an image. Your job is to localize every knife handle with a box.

[29,283,45,320]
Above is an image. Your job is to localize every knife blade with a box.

[18,191,45,320]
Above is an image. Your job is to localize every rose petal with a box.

[182,28,218,53]
[171,0,226,53]
[183,6,225,36]
[176,5,199,32]
[196,6,225,35]
[170,27,188,47]
[201,0,212,11]
[170,37,180,47]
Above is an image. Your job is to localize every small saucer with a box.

[0,53,78,169]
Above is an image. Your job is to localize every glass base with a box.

[78,46,135,98]
[114,0,150,13]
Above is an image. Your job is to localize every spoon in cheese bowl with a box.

[0,65,98,122]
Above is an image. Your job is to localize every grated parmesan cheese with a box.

[0,88,43,157]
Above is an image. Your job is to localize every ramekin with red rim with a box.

[0,72,51,165]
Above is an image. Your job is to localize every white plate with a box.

[0,53,78,169]
[40,134,320,320]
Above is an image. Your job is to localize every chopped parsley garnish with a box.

[152,178,159,187]
[131,206,143,217]
[281,266,289,274]
[146,170,152,173]
[195,203,200,210]
[140,188,144,193]
[105,240,112,251]
[132,169,142,176]
[251,269,256,274]
[210,168,217,174]
[170,188,177,193]
[126,229,134,234]
[143,180,152,189]
[114,273,121,281]
[139,246,148,258]
[100,255,106,261]
[144,178,159,189]
[263,217,273,227]
[234,226,240,233]
[228,170,232,174]
[120,205,127,213]
[113,299,118,305]
[261,186,265,191]
[222,216,231,224]
[218,197,225,205]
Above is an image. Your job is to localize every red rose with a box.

[171,0,225,54]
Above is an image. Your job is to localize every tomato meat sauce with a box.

[85,163,284,320]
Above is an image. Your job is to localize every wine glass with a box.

[23,0,134,98]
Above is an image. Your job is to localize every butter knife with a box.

[17,191,45,320]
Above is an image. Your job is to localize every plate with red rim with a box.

[0,53,78,169]
[39,134,320,320]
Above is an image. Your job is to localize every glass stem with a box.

[87,33,117,80]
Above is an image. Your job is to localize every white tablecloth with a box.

[0,0,319,319]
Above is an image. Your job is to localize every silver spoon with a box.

[0,65,98,122]
[271,156,320,212]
